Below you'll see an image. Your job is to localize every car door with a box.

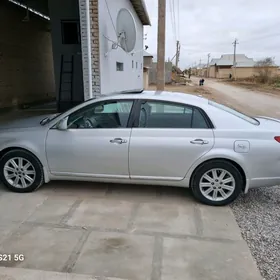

[45,99,135,178]
[129,100,215,180]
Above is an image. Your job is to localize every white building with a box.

[80,0,151,107]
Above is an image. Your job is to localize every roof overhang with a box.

[9,0,49,19]
[130,0,151,25]
[11,0,151,26]
[143,50,153,57]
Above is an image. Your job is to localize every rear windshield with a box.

[208,101,260,125]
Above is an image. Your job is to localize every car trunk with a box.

[255,116,280,130]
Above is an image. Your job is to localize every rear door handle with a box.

[190,139,209,145]
[110,138,127,144]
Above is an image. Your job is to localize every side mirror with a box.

[57,117,68,131]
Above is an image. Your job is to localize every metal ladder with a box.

[58,55,74,112]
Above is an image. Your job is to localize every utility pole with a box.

[175,40,180,67]
[232,38,239,80]
[156,0,166,91]
[207,53,210,78]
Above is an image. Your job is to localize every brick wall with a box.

[0,1,55,110]
[79,0,100,100]
[90,0,101,97]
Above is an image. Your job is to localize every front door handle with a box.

[190,139,209,145]
[110,138,127,144]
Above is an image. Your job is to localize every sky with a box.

[143,0,280,69]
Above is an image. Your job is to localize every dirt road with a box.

[192,77,280,118]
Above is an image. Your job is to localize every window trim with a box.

[52,99,137,130]
[131,99,214,129]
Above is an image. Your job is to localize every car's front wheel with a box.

[191,160,243,206]
[0,149,44,193]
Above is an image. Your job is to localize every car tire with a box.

[0,149,44,193]
[191,160,243,206]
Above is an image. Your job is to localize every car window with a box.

[67,100,133,129]
[208,100,259,125]
[192,108,209,129]
[138,101,209,129]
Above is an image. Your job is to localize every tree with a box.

[254,57,275,83]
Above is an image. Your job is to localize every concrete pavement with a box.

[0,182,262,280]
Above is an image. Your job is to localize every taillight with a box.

[274,136,280,143]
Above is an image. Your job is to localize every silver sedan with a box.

[0,91,279,206]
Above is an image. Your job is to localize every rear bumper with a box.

[246,177,280,193]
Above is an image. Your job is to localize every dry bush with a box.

[254,57,275,84]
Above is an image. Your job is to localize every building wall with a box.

[0,1,55,109]
[98,0,144,94]
[209,66,216,78]
[253,67,279,77]
[78,0,101,100]
[144,56,153,68]
[209,65,279,79]
[90,0,101,97]
[143,69,149,89]
[235,67,254,78]
[48,0,84,110]
[217,67,232,79]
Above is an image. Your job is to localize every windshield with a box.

[208,100,260,125]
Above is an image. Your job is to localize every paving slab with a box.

[0,192,47,223]
[67,198,134,230]
[50,181,108,198]
[0,225,83,272]
[27,196,78,224]
[107,184,159,202]
[0,267,97,280]
[133,202,197,235]
[199,205,242,240]
[73,231,154,280]
[0,222,19,244]
[158,186,194,204]
[161,237,262,280]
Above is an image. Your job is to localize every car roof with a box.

[97,90,209,107]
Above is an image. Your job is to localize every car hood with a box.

[0,113,59,130]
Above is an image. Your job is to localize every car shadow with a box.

[0,180,194,203]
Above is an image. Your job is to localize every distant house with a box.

[209,54,256,79]
[208,54,278,79]
[195,63,207,77]
[143,51,153,89]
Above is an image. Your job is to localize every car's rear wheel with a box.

[191,160,243,206]
[0,149,44,193]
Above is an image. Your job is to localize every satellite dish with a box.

[116,9,137,53]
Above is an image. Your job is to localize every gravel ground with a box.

[231,186,280,280]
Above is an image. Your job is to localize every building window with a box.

[136,62,138,69]
[116,62,124,71]
[132,60,134,68]
[61,21,80,44]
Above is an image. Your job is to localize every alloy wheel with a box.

[3,157,36,189]
[199,168,235,202]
